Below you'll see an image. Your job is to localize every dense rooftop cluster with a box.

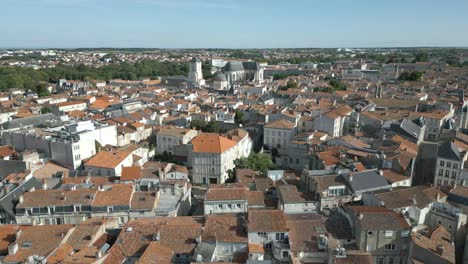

[0,50,468,263]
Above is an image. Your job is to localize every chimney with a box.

[436,192,441,201]
[8,243,18,255]
[379,170,384,176]
[18,194,24,204]
[95,249,103,259]
[42,182,47,190]
[349,175,353,182]
[412,195,417,205]
[436,244,444,256]
[15,230,22,240]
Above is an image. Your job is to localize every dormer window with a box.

[74,205,81,212]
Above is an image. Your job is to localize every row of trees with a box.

[190,120,227,133]
[226,152,275,182]
[399,71,423,81]
[0,60,188,91]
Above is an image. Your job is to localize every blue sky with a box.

[1,0,467,48]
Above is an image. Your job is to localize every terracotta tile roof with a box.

[137,242,173,264]
[412,225,455,263]
[85,150,132,169]
[61,246,99,264]
[246,191,265,207]
[112,217,203,258]
[0,145,15,158]
[32,161,68,180]
[93,184,134,207]
[311,174,345,196]
[346,206,410,230]
[375,185,444,210]
[66,218,108,251]
[248,243,264,254]
[17,189,97,208]
[4,225,73,263]
[158,224,202,254]
[191,133,237,153]
[61,176,116,186]
[0,225,18,255]
[205,186,247,201]
[158,127,195,137]
[55,100,86,107]
[47,243,74,264]
[265,119,295,129]
[224,128,249,143]
[130,192,157,211]
[121,166,141,181]
[248,210,288,233]
[102,244,126,264]
[287,215,326,253]
[202,214,248,243]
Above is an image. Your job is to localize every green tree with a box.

[234,109,245,125]
[234,152,275,173]
[40,106,52,114]
[399,71,423,81]
[329,79,346,91]
[190,120,222,133]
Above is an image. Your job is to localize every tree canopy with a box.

[0,60,188,91]
[234,152,275,173]
[399,71,423,81]
[190,120,225,133]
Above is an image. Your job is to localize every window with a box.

[282,251,289,258]
[276,233,285,240]
[389,258,395,264]
[401,230,410,238]
[367,231,374,236]
[237,204,241,208]
[437,179,442,185]
[74,205,81,212]
[378,257,384,264]
[447,161,451,168]
[218,204,223,209]
[107,206,114,213]
[265,242,271,249]
[445,170,450,177]
[440,160,445,166]
[258,232,266,236]
[454,163,458,169]
[384,230,393,238]
[438,169,443,176]
[385,244,396,251]
[452,171,457,178]
[48,206,55,214]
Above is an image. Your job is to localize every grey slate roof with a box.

[222,61,260,72]
[213,71,227,82]
[0,176,43,222]
[438,141,461,160]
[2,113,62,130]
[399,118,421,138]
[343,169,392,193]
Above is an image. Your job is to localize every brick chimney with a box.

[436,244,444,256]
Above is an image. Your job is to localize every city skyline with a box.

[1,0,468,49]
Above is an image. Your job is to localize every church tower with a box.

[188,57,204,86]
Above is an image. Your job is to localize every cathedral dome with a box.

[214,72,227,82]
